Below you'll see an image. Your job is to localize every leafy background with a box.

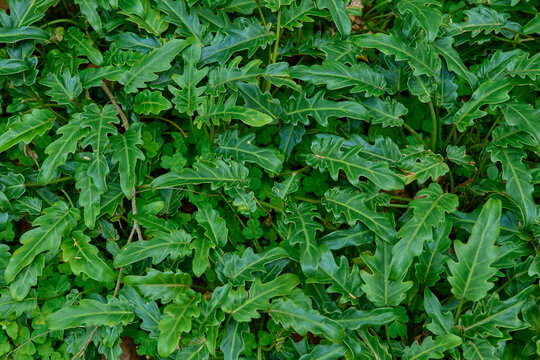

[0,0,539,359]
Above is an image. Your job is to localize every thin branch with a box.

[101,81,129,131]
[71,327,99,360]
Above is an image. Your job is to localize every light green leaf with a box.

[110,129,145,198]
[195,202,228,247]
[283,91,368,126]
[222,274,299,322]
[323,187,396,243]
[201,18,273,64]
[114,229,193,267]
[156,0,207,43]
[65,27,103,65]
[335,307,396,330]
[269,293,345,342]
[315,0,351,37]
[398,0,442,42]
[499,101,540,147]
[158,291,202,357]
[220,320,248,360]
[448,6,509,37]
[119,38,186,93]
[217,247,289,285]
[195,94,274,128]
[4,202,80,282]
[291,61,387,97]
[216,130,282,173]
[433,37,478,89]
[451,78,515,132]
[133,89,172,115]
[462,339,497,360]
[360,238,413,307]
[80,103,120,191]
[272,173,300,200]
[490,146,536,227]
[75,0,102,32]
[40,70,83,105]
[0,108,55,153]
[402,334,462,360]
[308,137,403,190]
[357,97,407,127]
[448,198,501,301]
[423,288,454,336]
[124,269,192,303]
[61,230,115,283]
[0,26,48,43]
[46,297,134,330]
[38,115,88,185]
[283,202,323,275]
[10,254,44,301]
[152,160,249,191]
[390,183,458,279]
[353,32,441,76]
[75,162,102,229]
[415,220,452,287]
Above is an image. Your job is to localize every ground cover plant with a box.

[0,0,539,359]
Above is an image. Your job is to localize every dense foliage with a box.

[0,0,539,359]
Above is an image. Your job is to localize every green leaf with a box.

[65,27,103,65]
[157,291,202,357]
[133,89,172,115]
[507,50,540,80]
[125,269,192,303]
[306,246,362,303]
[40,70,83,105]
[300,344,347,360]
[323,187,397,243]
[61,230,115,283]
[201,18,273,64]
[448,198,501,301]
[499,101,540,147]
[433,37,478,89]
[0,59,30,75]
[360,238,413,307]
[222,274,299,322]
[4,202,80,282]
[390,183,458,279]
[448,6,508,37]
[402,334,462,360]
[110,129,145,198]
[10,254,44,301]
[269,293,345,342]
[46,297,134,330]
[308,137,403,190]
[75,162,102,229]
[119,39,186,93]
[0,108,55,153]
[220,320,248,360]
[446,145,475,172]
[0,26,48,43]
[152,159,249,190]
[283,91,368,126]
[415,220,452,287]
[169,42,208,116]
[156,0,208,43]
[118,0,169,35]
[195,94,274,128]
[195,202,228,247]
[423,288,454,336]
[460,287,533,338]
[75,0,102,32]
[79,103,120,191]
[398,0,442,42]
[353,32,441,76]
[451,78,514,132]
[291,61,387,97]
[0,289,37,318]
[216,130,283,173]
[461,339,497,360]
[357,97,407,127]
[283,202,323,275]
[217,247,289,285]
[272,173,300,200]
[282,0,317,30]
[114,229,192,267]
[315,0,351,37]
[489,146,536,227]
[334,307,397,330]
[38,115,88,185]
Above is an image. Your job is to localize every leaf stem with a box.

[25,176,73,188]
[454,297,465,324]
[271,8,282,64]
[293,195,320,204]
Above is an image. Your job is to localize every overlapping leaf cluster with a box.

[0,0,539,359]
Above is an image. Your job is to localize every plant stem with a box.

[402,123,428,148]
[25,176,73,188]
[385,325,396,359]
[293,195,320,204]
[254,0,267,27]
[388,195,412,202]
[271,8,282,64]
[454,298,465,324]
[428,100,438,151]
